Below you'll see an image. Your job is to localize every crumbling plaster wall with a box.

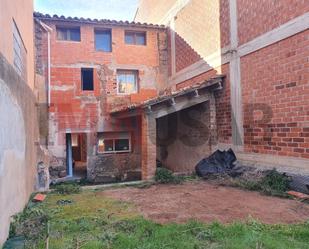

[87,117,142,183]
[157,101,216,173]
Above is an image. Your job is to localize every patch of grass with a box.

[53,182,81,194]
[5,188,309,249]
[231,169,291,198]
[155,167,183,184]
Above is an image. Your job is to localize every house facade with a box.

[34,13,169,182]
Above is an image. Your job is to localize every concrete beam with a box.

[238,12,309,57]
[150,93,210,119]
[229,0,244,147]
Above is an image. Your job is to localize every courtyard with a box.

[5,180,309,249]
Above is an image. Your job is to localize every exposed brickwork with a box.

[175,32,201,72]
[241,30,309,158]
[174,0,230,72]
[34,18,168,181]
[237,0,309,45]
[43,21,168,131]
[141,113,156,180]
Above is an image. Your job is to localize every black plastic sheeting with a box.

[288,174,309,194]
[195,149,237,177]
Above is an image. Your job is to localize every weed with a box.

[231,169,291,198]
[155,167,183,184]
[260,169,290,193]
[53,182,81,194]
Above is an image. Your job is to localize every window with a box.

[97,133,131,153]
[117,70,138,94]
[95,30,112,52]
[125,31,146,45]
[13,20,27,79]
[56,27,81,41]
[81,68,94,90]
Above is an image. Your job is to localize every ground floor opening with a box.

[66,133,87,179]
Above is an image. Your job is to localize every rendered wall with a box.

[0,55,39,245]
[0,0,35,89]
[0,0,40,245]
[157,102,212,173]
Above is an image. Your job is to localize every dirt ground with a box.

[101,181,309,224]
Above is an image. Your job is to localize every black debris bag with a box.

[195,149,237,177]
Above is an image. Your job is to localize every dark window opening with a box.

[97,132,131,153]
[125,31,146,45]
[56,27,81,41]
[115,139,130,151]
[81,68,94,91]
[95,30,112,52]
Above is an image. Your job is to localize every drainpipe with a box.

[47,31,51,107]
[35,19,52,106]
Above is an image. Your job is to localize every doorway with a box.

[66,133,87,178]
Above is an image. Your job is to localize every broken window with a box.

[97,132,131,153]
[13,20,27,79]
[125,31,146,45]
[56,26,81,41]
[81,68,94,91]
[117,70,138,94]
[95,29,112,52]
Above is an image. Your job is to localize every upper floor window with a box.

[95,29,112,52]
[56,26,81,41]
[125,31,146,45]
[81,68,94,91]
[117,70,138,94]
[13,20,27,79]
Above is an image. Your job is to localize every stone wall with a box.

[88,153,141,183]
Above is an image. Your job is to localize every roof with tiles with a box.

[33,12,166,29]
[110,75,225,115]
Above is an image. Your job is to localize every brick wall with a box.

[237,0,309,45]
[241,30,309,159]
[43,20,167,134]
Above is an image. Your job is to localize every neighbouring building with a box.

[0,0,48,245]
[135,0,309,173]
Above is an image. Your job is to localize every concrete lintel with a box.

[238,12,309,57]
